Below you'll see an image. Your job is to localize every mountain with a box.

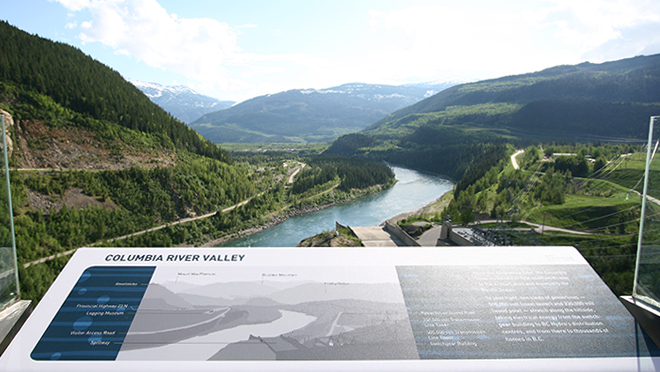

[188,82,461,143]
[129,80,235,124]
[364,54,660,142]
[324,54,660,180]
[0,21,269,302]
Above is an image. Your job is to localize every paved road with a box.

[511,149,525,170]
[417,225,443,246]
[23,192,268,268]
[95,194,262,245]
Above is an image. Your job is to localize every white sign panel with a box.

[1,246,659,371]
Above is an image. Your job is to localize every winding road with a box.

[23,162,308,268]
[511,149,525,170]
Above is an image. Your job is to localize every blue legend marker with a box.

[31,266,155,361]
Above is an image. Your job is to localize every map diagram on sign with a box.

[116,265,419,361]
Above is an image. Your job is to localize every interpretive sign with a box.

[1,246,658,371]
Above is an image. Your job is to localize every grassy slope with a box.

[363,55,660,144]
[413,145,647,296]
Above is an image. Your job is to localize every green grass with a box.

[618,152,660,171]
[525,193,640,234]
[455,76,553,94]
[365,103,523,139]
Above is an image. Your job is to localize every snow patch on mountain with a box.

[129,79,199,98]
[130,80,235,124]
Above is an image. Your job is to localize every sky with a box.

[2,0,660,103]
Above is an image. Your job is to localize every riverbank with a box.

[386,189,454,225]
[198,203,340,247]
[198,183,395,247]
[202,182,453,247]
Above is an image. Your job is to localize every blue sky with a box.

[2,0,660,102]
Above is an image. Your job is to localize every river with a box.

[221,166,454,247]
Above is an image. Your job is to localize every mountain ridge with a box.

[365,54,660,140]
[188,81,462,143]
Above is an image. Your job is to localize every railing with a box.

[635,116,660,311]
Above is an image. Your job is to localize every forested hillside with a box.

[325,132,509,182]
[322,54,660,180]
[0,21,228,162]
[0,22,263,301]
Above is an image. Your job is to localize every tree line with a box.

[291,155,395,194]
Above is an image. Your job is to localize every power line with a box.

[554,205,640,230]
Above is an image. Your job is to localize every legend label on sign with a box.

[31,266,155,361]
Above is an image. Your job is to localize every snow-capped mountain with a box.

[129,80,235,124]
[300,82,461,102]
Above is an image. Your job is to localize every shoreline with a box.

[198,202,340,247]
[200,186,454,248]
[198,182,395,247]
[385,190,453,224]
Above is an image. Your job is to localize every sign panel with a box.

[1,246,658,371]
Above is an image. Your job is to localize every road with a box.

[511,149,525,170]
[478,149,622,238]
[23,161,311,268]
[93,195,261,244]
[325,311,345,337]
[287,162,306,184]
[23,195,260,268]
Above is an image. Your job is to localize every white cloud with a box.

[52,0,660,101]
[363,0,660,82]
[50,0,90,12]
[365,3,561,80]
[538,0,660,58]
[54,0,248,95]
[53,0,328,100]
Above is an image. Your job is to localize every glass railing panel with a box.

[635,116,660,310]
[0,113,19,310]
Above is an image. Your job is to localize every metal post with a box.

[634,116,657,298]
[1,114,19,299]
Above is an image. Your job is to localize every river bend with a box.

[222,166,454,247]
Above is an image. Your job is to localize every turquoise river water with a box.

[221,166,454,247]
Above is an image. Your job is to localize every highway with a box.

[23,163,308,268]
